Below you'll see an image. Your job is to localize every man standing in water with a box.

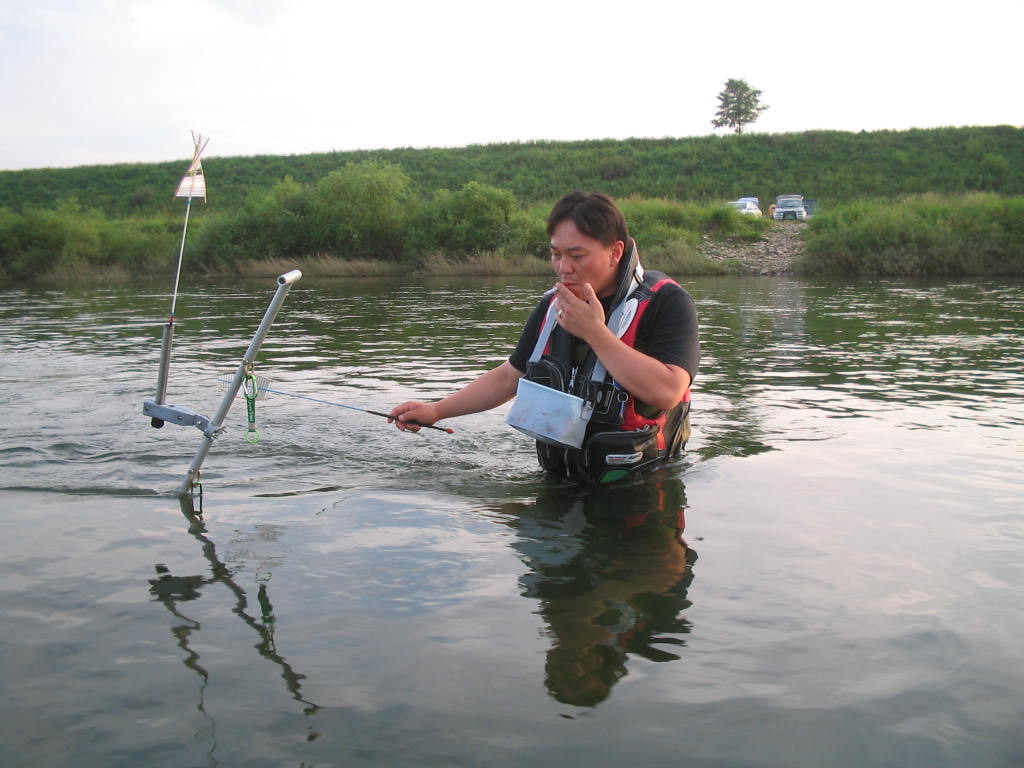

[389,191,700,483]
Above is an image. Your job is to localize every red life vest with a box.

[529,270,690,456]
[611,276,691,450]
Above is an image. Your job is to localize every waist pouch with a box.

[536,403,690,484]
[570,427,664,484]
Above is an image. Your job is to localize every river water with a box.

[1,274,1022,767]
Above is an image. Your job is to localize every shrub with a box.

[412,182,516,258]
[100,215,179,272]
[504,207,549,260]
[0,201,84,279]
[799,193,1024,276]
[618,197,766,246]
[311,160,411,259]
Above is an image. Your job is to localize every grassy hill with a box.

[2,126,1022,281]
[2,125,1021,216]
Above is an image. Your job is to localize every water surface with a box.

[1,275,1022,767]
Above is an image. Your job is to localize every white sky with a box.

[1,0,1020,170]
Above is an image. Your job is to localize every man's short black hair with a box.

[547,191,629,247]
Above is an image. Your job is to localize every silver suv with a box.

[773,196,806,221]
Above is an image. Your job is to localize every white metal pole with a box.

[154,195,192,410]
[170,196,193,319]
[177,270,303,497]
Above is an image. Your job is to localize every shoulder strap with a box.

[529,247,654,377]
[527,290,559,365]
[589,269,672,383]
[589,293,639,383]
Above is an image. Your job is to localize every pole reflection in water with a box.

[489,474,697,707]
[148,502,321,747]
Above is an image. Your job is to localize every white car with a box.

[728,200,762,216]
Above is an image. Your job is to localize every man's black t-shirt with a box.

[508,280,700,381]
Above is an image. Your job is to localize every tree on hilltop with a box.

[712,79,768,135]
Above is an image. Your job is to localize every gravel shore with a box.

[697,220,805,275]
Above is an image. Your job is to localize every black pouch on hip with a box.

[572,427,663,484]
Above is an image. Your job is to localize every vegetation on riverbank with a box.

[0,162,768,281]
[1,126,1022,281]
[800,193,1024,276]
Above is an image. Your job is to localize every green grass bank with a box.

[800,194,1024,276]
[1,126,1022,281]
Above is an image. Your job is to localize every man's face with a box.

[549,219,623,300]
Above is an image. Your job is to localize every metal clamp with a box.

[143,400,212,431]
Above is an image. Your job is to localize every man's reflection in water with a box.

[490,474,697,707]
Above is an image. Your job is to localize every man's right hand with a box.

[388,401,439,432]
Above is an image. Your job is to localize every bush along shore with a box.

[0,166,774,282]
[690,193,1024,277]
[696,194,1024,277]
[1,165,1023,282]
[798,193,1024,276]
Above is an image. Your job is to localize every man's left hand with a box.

[555,282,606,342]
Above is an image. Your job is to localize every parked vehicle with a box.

[803,199,818,218]
[728,199,762,216]
[773,197,806,221]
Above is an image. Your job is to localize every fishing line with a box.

[217,374,455,434]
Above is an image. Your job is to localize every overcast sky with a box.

[2,0,1020,171]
